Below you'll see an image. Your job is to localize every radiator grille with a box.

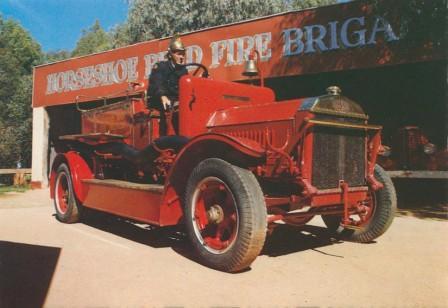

[312,126,366,189]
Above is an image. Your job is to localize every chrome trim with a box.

[312,107,369,120]
[306,118,381,130]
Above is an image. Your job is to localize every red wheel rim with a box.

[191,177,238,254]
[55,172,69,214]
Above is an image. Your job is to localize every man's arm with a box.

[148,63,171,110]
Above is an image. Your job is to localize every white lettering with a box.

[304,24,328,53]
[144,52,165,78]
[46,74,57,94]
[236,36,255,64]
[282,15,398,57]
[367,17,399,44]
[126,57,139,81]
[186,45,203,64]
[328,21,339,50]
[210,40,227,68]
[341,17,366,48]
[113,59,127,83]
[100,61,114,86]
[282,28,304,56]
[56,72,66,93]
[225,39,237,66]
[255,32,272,61]
[45,56,141,94]
[210,32,272,68]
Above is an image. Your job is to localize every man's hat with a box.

[168,34,185,52]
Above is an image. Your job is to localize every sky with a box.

[1,0,350,53]
[0,0,128,52]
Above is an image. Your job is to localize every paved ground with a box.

[0,188,447,307]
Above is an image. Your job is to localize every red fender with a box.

[159,133,266,226]
[50,151,94,202]
[179,133,266,158]
[169,133,265,180]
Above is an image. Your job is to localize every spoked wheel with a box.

[185,158,267,272]
[322,164,396,242]
[191,177,239,253]
[54,163,81,223]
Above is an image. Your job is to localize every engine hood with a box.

[207,99,302,128]
[207,92,368,129]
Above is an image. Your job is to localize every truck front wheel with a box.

[53,163,81,223]
[322,164,396,242]
[184,158,267,272]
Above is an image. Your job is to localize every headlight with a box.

[423,143,436,155]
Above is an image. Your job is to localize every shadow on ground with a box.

[0,241,61,308]
[394,179,447,220]
[81,210,344,268]
[262,224,343,258]
[82,210,186,249]
[81,210,200,266]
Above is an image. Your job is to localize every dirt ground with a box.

[0,188,447,307]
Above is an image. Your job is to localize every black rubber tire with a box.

[322,164,396,242]
[53,163,81,223]
[184,158,267,272]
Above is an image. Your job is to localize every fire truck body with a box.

[50,70,396,272]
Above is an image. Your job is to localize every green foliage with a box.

[45,49,71,63]
[289,0,337,8]
[372,0,446,48]
[0,17,42,74]
[124,0,337,44]
[0,15,42,168]
[0,185,29,194]
[71,20,113,57]
[110,23,131,49]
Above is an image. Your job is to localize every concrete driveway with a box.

[0,188,447,307]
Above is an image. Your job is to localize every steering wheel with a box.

[184,63,209,78]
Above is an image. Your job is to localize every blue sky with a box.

[1,0,351,53]
[0,0,128,52]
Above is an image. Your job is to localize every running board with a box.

[82,179,164,193]
[81,179,165,225]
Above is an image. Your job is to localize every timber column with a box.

[31,107,49,188]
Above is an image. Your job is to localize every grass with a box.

[0,185,30,195]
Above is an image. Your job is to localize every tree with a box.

[45,49,71,63]
[0,15,43,168]
[372,0,446,48]
[125,0,337,44]
[110,23,131,49]
[0,16,42,74]
[289,0,337,8]
[71,20,113,57]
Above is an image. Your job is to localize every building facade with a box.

[31,0,447,187]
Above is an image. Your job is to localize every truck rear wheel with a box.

[184,158,267,272]
[53,163,81,223]
[322,164,396,242]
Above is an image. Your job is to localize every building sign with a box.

[33,1,441,107]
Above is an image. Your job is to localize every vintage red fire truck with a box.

[50,61,396,272]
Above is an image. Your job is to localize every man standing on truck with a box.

[147,34,188,135]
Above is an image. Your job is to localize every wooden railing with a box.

[0,168,32,175]
[0,168,32,185]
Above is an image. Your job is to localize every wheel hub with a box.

[207,204,224,224]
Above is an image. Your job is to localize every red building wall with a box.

[32,0,444,108]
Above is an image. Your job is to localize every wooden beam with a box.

[0,169,32,175]
[387,170,448,179]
